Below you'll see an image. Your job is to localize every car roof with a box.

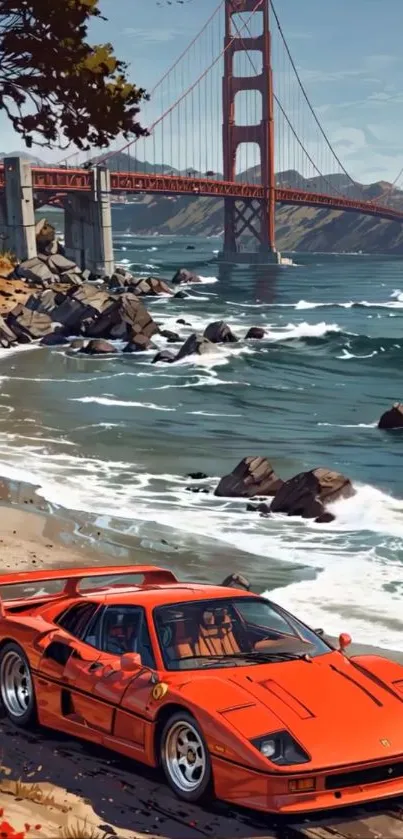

[81,584,260,608]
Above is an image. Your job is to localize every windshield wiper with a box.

[239,650,312,662]
[171,652,312,666]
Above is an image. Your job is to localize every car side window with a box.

[90,605,156,668]
[55,602,99,639]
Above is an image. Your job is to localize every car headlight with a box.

[251,730,310,765]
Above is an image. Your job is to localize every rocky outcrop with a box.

[48,284,117,333]
[152,350,175,364]
[80,339,117,355]
[132,277,172,296]
[35,218,58,254]
[17,257,55,286]
[172,268,201,285]
[6,305,55,342]
[160,329,181,343]
[85,292,158,342]
[47,254,81,276]
[204,321,238,344]
[25,289,61,315]
[270,468,354,519]
[246,327,266,340]
[378,403,403,430]
[175,332,214,361]
[109,272,172,296]
[123,333,155,353]
[39,332,69,346]
[215,457,283,498]
[0,315,18,347]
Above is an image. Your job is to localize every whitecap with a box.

[71,396,176,411]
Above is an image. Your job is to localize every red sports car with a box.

[0,564,403,815]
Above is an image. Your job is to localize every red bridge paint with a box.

[0,165,402,225]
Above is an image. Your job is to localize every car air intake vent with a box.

[325,761,403,790]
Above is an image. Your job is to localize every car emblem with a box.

[380,738,391,747]
[152,682,169,701]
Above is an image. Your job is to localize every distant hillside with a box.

[6,151,403,253]
[0,150,46,166]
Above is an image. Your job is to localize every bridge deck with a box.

[0,165,402,223]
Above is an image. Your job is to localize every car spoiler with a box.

[0,564,178,616]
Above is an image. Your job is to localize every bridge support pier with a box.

[64,166,114,276]
[0,157,37,260]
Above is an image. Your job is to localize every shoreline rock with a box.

[378,403,403,430]
[215,457,283,498]
[270,467,354,519]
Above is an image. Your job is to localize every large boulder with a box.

[175,332,215,361]
[215,456,283,498]
[49,284,118,333]
[172,268,201,285]
[80,339,117,355]
[25,289,61,315]
[84,292,158,342]
[39,332,69,346]
[246,326,265,340]
[152,350,175,364]
[378,403,403,430]
[132,277,172,296]
[6,305,55,342]
[123,334,155,353]
[47,254,81,276]
[16,257,55,286]
[270,468,354,519]
[204,321,238,344]
[160,329,181,343]
[0,316,18,348]
[35,218,56,253]
[59,271,83,286]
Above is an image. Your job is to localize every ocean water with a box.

[0,235,402,650]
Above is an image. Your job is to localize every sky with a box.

[2,0,403,185]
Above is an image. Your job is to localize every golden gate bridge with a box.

[1,0,402,265]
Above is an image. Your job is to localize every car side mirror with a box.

[120,652,142,672]
[315,628,324,637]
[338,632,352,652]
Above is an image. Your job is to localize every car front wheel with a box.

[160,711,213,802]
[0,642,37,727]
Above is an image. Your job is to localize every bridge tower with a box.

[220,0,280,265]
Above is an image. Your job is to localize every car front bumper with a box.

[212,754,403,814]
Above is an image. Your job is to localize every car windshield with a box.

[154,596,331,670]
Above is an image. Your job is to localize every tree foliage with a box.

[0,0,148,149]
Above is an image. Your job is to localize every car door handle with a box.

[88,661,104,672]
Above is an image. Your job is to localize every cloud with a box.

[123,27,180,43]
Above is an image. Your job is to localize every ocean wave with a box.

[0,440,399,650]
[295,298,403,310]
[265,321,342,341]
[71,396,176,411]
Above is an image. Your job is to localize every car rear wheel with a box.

[160,712,213,802]
[0,642,37,726]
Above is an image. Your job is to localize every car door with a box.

[36,600,102,722]
[64,604,158,742]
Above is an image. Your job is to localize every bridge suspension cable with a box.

[269,0,360,198]
[55,1,225,168]
[231,14,348,199]
[95,0,265,169]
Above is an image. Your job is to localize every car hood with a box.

[177,653,403,769]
